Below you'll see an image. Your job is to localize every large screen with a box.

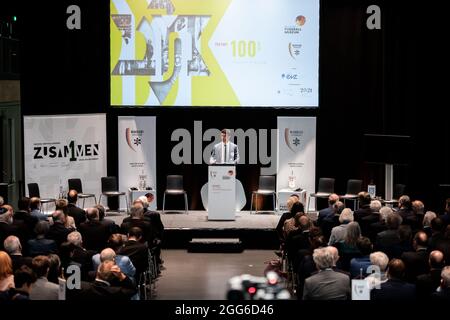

[110,0,319,107]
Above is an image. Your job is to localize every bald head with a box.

[100,248,116,263]
[414,231,428,249]
[67,189,78,204]
[412,200,424,215]
[429,250,445,269]
[328,194,339,206]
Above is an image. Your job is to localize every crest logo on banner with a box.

[284,128,304,152]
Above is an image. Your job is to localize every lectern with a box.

[208,165,236,220]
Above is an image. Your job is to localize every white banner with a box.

[277,117,316,210]
[118,116,157,210]
[24,114,107,205]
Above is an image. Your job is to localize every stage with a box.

[109,210,281,249]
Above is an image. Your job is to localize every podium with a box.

[208,165,236,220]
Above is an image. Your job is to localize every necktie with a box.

[224,144,227,163]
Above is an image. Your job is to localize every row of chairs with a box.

[27,177,129,212]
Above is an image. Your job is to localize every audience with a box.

[416,250,445,298]
[328,208,353,245]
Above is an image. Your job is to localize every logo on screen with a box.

[281,73,299,80]
[126,128,144,152]
[295,15,306,26]
[288,43,302,59]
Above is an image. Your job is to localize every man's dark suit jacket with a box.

[66,203,86,228]
[78,220,111,252]
[371,278,416,300]
[416,269,442,298]
[118,240,149,275]
[71,278,136,300]
[401,248,429,282]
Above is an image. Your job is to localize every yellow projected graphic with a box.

[110,0,320,107]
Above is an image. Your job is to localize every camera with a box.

[227,271,291,300]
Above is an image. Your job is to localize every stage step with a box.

[188,238,244,253]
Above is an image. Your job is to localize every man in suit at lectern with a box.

[209,129,240,164]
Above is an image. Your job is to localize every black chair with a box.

[99,177,129,214]
[340,179,363,210]
[384,184,406,207]
[162,175,188,214]
[307,177,335,212]
[250,175,277,214]
[27,183,56,212]
[68,178,96,208]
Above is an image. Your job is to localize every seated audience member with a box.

[368,206,393,242]
[366,251,389,289]
[283,212,305,240]
[432,266,450,300]
[29,197,47,221]
[27,221,57,257]
[47,254,62,285]
[55,199,77,230]
[375,212,402,258]
[360,200,382,236]
[328,208,353,245]
[95,204,120,234]
[0,251,15,292]
[3,205,29,245]
[439,198,450,227]
[282,202,305,239]
[412,200,425,227]
[14,197,38,237]
[143,193,165,239]
[391,225,413,258]
[66,231,94,280]
[436,226,450,268]
[0,208,16,250]
[30,255,59,300]
[321,201,344,240]
[66,190,86,228]
[121,204,155,245]
[353,192,372,223]
[336,222,362,271]
[92,247,136,280]
[0,266,37,300]
[417,250,445,299]
[78,207,111,252]
[118,227,149,276]
[302,247,350,300]
[423,211,437,237]
[401,231,429,282]
[71,260,136,300]
[350,237,373,278]
[275,195,300,243]
[397,195,415,225]
[317,193,339,227]
[371,258,416,300]
[429,217,445,250]
[47,210,75,246]
[3,236,32,271]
